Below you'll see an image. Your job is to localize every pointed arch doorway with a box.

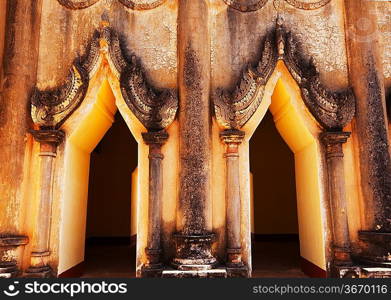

[246,68,329,278]
[56,77,142,277]
[83,111,138,277]
[250,110,303,277]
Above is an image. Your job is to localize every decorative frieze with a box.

[57,0,167,10]
[223,0,333,12]
[118,0,167,10]
[223,0,269,12]
[283,0,331,10]
[57,0,100,9]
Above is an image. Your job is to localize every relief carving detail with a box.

[223,0,269,12]
[214,32,278,129]
[283,0,332,10]
[31,24,178,131]
[57,0,167,10]
[57,0,100,9]
[213,17,355,131]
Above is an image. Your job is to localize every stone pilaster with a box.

[220,129,248,277]
[25,129,64,278]
[171,0,217,272]
[141,130,168,277]
[0,236,28,278]
[321,132,353,276]
[0,1,42,272]
[344,0,391,267]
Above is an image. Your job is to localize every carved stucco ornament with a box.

[120,58,178,131]
[57,0,100,9]
[31,25,178,131]
[223,0,332,12]
[57,0,168,10]
[214,32,278,129]
[118,0,167,10]
[213,18,355,131]
[31,58,92,129]
[278,22,355,130]
[31,24,109,129]
[283,0,332,10]
[223,0,269,12]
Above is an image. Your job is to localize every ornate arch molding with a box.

[57,0,168,10]
[223,0,332,12]
[214,33,278,129]
[283,0,331,10]
[118,0,167,10]
[223,0,269,12]
[213,18,355,131]
[31,25,178,131]
[57,0,100,9]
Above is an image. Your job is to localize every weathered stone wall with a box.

[211,0,349,93]
[37,0,177,90]
[0,0,42,234]
[376,1,391,87]
[1,0,391,277]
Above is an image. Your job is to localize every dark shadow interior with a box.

[250,111,304,277]
[83,112,138,278]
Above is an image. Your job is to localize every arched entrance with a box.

[54,75,143,276]
[250,110,302,277]
[246,67,329,277]
[83,112,138,277]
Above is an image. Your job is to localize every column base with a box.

[171,233,218,271]
[141,265,163,278]
[361,267,391,278]
[162,267,227,278]
[330,264,361,278]
[24,265,53,278]
[0,262,19,278]
[226,265,249,278]
[331,264,391,278]
[357,231,391,267]
[142,248,163,277]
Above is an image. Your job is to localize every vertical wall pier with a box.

[0,0,43,275]
[165,0,222,277]
[344,0,391,269]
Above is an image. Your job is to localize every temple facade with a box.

[0,0,390,278]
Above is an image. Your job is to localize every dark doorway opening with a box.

[250,111,304,277]
[83,112,138,277]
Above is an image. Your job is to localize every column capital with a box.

[142,130,169,146]
[30,129,65,145]
[320,131,351,146]
[220,129,245,144]
[320,131,351,159]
